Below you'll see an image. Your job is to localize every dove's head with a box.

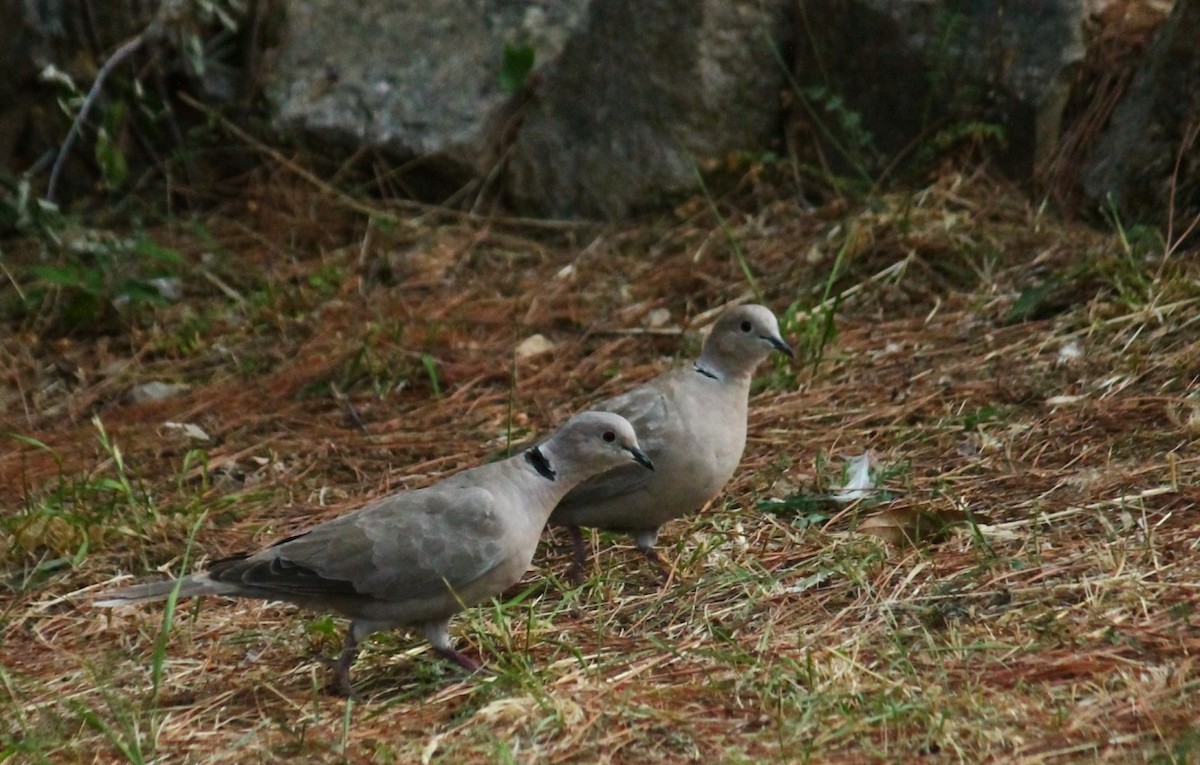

[699,304,793,378]
[542,411,654,479]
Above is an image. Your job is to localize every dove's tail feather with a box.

[93,574,230,607]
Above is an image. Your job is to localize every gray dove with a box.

[94,411,653,693]
[550,304,791,581]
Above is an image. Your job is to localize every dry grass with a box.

[2,165,1200,764]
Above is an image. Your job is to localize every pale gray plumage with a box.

[94,411,652,693]
[550,304,792,580]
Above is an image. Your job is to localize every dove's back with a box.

[552,364,750,532]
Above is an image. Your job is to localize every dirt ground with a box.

[2,167,1199,763]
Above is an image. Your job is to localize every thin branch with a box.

[45,33,147,203]
[175,91,598,231]
[1160,120,1200,272]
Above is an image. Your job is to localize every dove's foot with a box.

[640,546,674,584]
[434,646,482,673]
[315,630,360,697]
[566,526,590,584]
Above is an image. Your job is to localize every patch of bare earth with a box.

[2,168,1199,763]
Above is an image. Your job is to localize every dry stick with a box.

[46,33,147,203]
[329,383,368,433]
[175,92,597,231]
[1159,120,1200,281]
[795,252,913,322]
[0,259,26,302]
[175,91,410,228]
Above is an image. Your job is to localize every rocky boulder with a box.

[1081,0,1199,236]
[267,0,795,218]
[504,0,795,218]
[789,0,1087,181]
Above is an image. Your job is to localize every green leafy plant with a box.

[3,418,157,576]
[421,353,442,398]
[94,102,131,191]
[17,232,183,334]
[500,43,536,93]
[0,174,65,237]
[912,121,1006,173]
[38,0,252,203]
[774,235,852,379]
[756,493,832,528]
[798,85,880,184]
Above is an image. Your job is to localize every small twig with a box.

[1158,120,1200,280]
[176,91,416,228]
[0,259,27,302]
[593,327,686,337]
[330,383,367,433]
[691,294,754,327]
[177,91,599,232]
[690,160,764,301]
[199,269,246,303]
[46,32,148,203]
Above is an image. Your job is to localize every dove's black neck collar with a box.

[693,362,721,381]
[525,446,556,481]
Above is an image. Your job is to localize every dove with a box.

[550,304,792,581]
[94,411,653,694]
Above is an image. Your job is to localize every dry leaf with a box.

[515,333,555,359]
[857,507,967,547]
[644,307,671,327]
[1044,394,1085,407]
[162,421,211,441]
[129,381,191,404]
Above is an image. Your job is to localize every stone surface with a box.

[267,0,794,218]
[1081,0,1200,232]
[790,0,1087,181]
[269,0,591,196]
[504,0,795,218]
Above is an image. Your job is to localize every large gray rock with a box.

[1081,0,1200,232]
[268,0,794,218]
[791,0,1086,181]
[270,0,588,192]
[505,0,795,218]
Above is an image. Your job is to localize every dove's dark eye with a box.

[740,320,753,332]
[602,430,616,442]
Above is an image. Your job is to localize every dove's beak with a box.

[627,446,654,471]
[766,335,794,357]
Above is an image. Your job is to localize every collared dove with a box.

[550,304,792,581]
[94,411,653,693]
